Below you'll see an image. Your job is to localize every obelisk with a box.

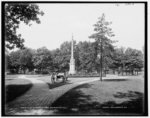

[69,34,76,74]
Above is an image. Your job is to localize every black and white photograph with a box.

[2,1,147,116]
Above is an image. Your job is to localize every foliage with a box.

[59,41,72,72]
[6,42,143,74]
[8,50,21,73]
[51,41,76,72]
[77,41,96,72]
[19,48,35,73]
[5,3,44,50]
[32,47,53,72]
[113,47,126,68]
[89,13,115,40]
[89,13,115,72]
[7,48,35,73]
[112,47,144,75]
[125,48,143,70]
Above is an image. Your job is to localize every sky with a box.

[17,3,144,51]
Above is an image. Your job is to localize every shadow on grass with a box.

[6,83,33,103]
[114,91,143,98]
[103,79,128,82]
[5,79,14,81]
[51,83,144,115]
[101,91,144,115]
[47,81,72,89]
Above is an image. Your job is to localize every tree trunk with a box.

[131,70,134,75]
[23,68,26,74]
[104,70,106,77]
[113,69,115,74]
[122,69,123,76]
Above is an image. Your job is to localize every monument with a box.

[69,34,76,74]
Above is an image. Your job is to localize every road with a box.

[5,75,100,115]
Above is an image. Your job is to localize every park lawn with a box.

[5,75,20,80]
[51,77,144,115]
[5,78,33,103]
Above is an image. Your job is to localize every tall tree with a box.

[19,48,35,73]
[51,48,62,72]
[32,47,53,73]
[5,3,44,49]
[7,48,35,74]
[113,47,144,75]
[77,41,96,73]
[125,48,143,75]
[114,47,126,75]
[89,13,115,80]
[8,50,21,73]
[59,41,72,72]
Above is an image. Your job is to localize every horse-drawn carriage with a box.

[51,72,68,83]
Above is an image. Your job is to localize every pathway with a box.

[5,76,100,115]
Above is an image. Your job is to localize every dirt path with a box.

[5,75,100,115]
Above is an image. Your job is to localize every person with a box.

[51,72,56,83]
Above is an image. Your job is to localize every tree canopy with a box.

[5,3,44,50]
[32,47,53,72]
[6,41,143,75]
[89,13,116,76]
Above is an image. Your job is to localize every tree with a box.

[113,47,126,75]
[125,48,143,75]
[77,41,96,73]
[113,47,144,75]
[32,47,53,73]
[59,41,71,72]
[8,50,21,73]
[51,41,73,72]
[5,3,44,50]
[7,48,35,74]
[89,13,115,80]
[51,48,62,72]
[19,48,35,73]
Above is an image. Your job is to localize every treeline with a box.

[4,4,144,75]
[5,40,143,75]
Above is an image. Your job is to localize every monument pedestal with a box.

[69,58,75,74]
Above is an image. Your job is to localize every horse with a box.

[56,72,68,82]
[51,72,68,83]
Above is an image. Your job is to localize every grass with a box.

[5,75,20,80]
[51,77,144,115]
[5,78,33,103]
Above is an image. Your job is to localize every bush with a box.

[34,70,50,74]
[41,70,49,74]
